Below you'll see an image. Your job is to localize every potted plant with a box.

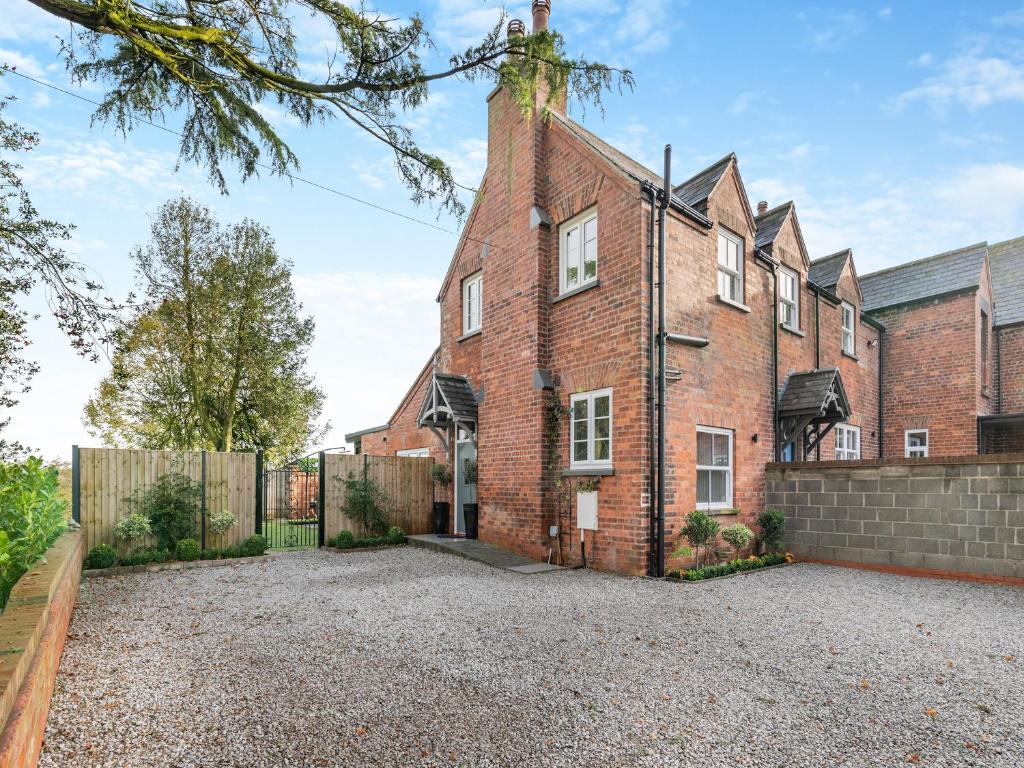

[575,477,600,530]
[430,462,452,535]
[463,458,478,539]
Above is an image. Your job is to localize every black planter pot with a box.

[463,503,479,539]
[432,501,449,535]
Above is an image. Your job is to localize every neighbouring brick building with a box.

[347,3,1023,576]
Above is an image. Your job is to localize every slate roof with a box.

[753,202,792,250]
[674,154,734,210]
[778,368,851,419]
[434,374,478,421]
[547,111,662,187]
[989,235,1024,326]
[808,250,850,291]
[860,242,988,313]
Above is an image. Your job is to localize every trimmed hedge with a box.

[328,526,405,550]
[84,534,269,571]
[669,553,788,582]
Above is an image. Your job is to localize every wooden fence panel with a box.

[322,453,434,540]
[78,448,256,552]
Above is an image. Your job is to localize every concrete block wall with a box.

[766,456,1024,581]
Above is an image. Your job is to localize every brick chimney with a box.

[507,18,525,39]
[757,200,768,216]
[532,0,550,33]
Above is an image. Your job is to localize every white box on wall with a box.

[576,491,598,530]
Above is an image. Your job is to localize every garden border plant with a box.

[84,533,269,572]
[666,553,791,582]
[326,526,405,551]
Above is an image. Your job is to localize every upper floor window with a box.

[717,229,744,303]
[463,271,482,334]
[570,388,612,469]
[779,267,799,330]
[981,309,990,391]
[559,209,598,294]
[835,424,860,460]
[841,301,856,355]
[697,426,733,510]
[905,429,928,458]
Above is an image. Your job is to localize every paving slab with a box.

[407,534,562,573]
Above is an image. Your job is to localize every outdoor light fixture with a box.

[752,434,759,443]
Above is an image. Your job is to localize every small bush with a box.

[150,547,173,563]
[120,551,154,567]
[114,513,152,545]
[671,553,787,582]
[131,471,200,549]
[176,538,201,561]
[206,509,236,536]
[241,534,268,557]
[86,544,118,569]
[429,463,451,486]
[721,523,754,555]
[672,510,720,567]
[343,472,389,534]
[385,526,405,545]
[757,509,786,553]
[330,530,355,549]
[201,548,223,560]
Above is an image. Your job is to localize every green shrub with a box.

[176,538,201,561]
[757,509,786,553]
[429,463,451,486]
[673,553,788,581]
[206,509,236,536]
[86,544,118,569]
[330,530,355,549]
[150,547,173,563]
[0,457,68,606]
[385,526,405,545]
[201,548,223,560]
[241,534,268,557]
[343,472,390,534]
[120,551,154,567]
[721,523,754,556]
[131,471,200,549]
[672,510,720,567]
[114,513,152,547]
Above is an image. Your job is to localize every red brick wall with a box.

[998,324,1024,413]
[872,291,980,457]
[0,531,83,768]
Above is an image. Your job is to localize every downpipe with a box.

[656,145,671,578]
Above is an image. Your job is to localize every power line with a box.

[2,67,472,240]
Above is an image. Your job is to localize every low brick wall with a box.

[0,530,83,768]
[766,456,1024,583]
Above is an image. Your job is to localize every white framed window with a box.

[905,429,928,458]
[841,301,856,355]
[396,448,430,458]
[779,267,799,330]
[570,388,612,469]
[462,271,482,334]
[835,424,860,461]
[717,229,744,303]
[697,426,733,510]
[559,208,598,294]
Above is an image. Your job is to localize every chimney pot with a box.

[532,0,550,33]
[507,18,526,38]
[757,200,768,215]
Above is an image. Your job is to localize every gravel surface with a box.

[42,548,1024,767]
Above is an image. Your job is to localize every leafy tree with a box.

[672,510,720,568]
[0,76,118,459]
[25,0,631,218]
[84,197,326,460]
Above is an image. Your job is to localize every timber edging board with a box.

[0,530,83,768]
[82,553,274,578]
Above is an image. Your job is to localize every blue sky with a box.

[2,0,1023,460]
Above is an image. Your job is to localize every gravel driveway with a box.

[42,547,1024,767]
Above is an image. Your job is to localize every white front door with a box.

[454,428,476,535]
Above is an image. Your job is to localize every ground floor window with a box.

[396,448,430,457]
[697,426,733,510]
[835,424,860,460]
[905,429,928,458]
[570,389,612,469]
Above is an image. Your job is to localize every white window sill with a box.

[552,279,600,304]
[563,466,614,476]
[457,328,482,343]
[780,323,805,337]
[716,295,751,313]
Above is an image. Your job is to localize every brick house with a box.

[345,3,898,576]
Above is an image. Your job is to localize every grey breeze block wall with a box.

[765,457,1024,580]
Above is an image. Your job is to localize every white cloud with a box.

[293,272,440,446]
[912,52,934,67]
[358,172,386,189]
[436,136,488,189]
[729,90,769,115]
[896,53,1024,111]
[0,48,45,78]
[878,8,892,20]
[992,7,1024,26]
[747,162,1024,272]
[0,4,66,43]
[799,10,866,51]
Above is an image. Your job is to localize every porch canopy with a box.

[778,368,851,460]
[417,372,478,454]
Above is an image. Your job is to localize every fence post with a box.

[255,450,264,536]
[200,450,207,550]
[318,451,326,547]
[71,445,80,524]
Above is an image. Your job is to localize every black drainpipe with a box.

[771,263,780,461]
[814,289,821,369]
[656,145,671,578]
[645,183,657,577]
[878,326,885,458]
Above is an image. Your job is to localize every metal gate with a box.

[258,452,325,549]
